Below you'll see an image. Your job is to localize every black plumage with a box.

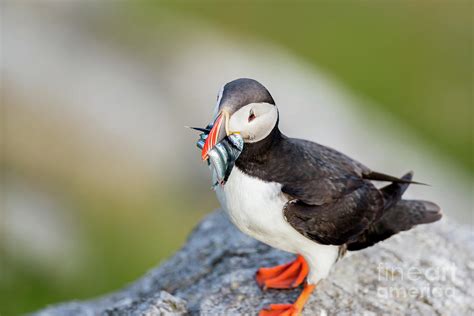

[218,78,275,114]
[346,200,442,250]
[236,126,442,251]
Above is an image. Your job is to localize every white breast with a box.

[215,166,294,252]
[214,167,340,283]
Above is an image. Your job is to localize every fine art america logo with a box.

[376,262,457,299]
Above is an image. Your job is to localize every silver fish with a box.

[197,133,244,185]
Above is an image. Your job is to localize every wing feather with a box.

[284,183,383,245]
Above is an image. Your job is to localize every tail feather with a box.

[347,200,442,251]
[363,170,428,185]
[379,171,413,213]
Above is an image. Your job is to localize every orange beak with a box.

[201,113,226,160]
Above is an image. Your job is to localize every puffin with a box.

[196,78,442,316]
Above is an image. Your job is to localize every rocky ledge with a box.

[35,210,473,315]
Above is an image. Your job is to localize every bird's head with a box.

[201,78,278,160]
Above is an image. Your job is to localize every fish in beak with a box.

[189,111,244,185]
[201,110,230,160]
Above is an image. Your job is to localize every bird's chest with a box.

[214,167,296,252]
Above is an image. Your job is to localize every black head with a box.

[216,78,275,115]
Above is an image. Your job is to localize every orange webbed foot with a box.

[259,283,316,316]
[259,304,298,316]
[256,255,308,289]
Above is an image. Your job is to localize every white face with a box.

[228,103,278,143]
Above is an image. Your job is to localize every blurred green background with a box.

[168,1,473,172]
[1,1,472,315]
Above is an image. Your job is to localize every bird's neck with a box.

[236,125,284,165]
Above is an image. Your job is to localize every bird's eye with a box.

[248,109,256,122]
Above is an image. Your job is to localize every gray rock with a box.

[34,210,474,316]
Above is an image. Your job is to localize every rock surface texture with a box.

[35,210,473,316]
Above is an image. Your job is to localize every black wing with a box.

[284,183,383,245]
[278,138,414,246]
[278,138,421,205]
[277,138,371,205]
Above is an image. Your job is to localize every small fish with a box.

[190,125,243,185]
